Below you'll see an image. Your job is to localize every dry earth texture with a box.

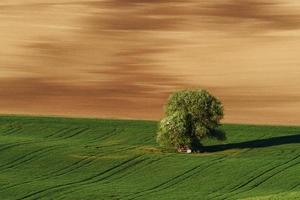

[1,0,300,124]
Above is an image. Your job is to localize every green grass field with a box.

[0,116,300,200]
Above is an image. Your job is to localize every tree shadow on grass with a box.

[203,134,300,153]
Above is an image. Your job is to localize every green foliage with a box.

[157,89,225,150]
[157,112,192,148]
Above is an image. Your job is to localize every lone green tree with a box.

[157,89,225,151]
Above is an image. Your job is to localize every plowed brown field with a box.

[1,0,300,124]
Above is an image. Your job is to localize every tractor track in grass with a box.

[207,145,286,199]
[247,158,300,189]
[2,117,300,199]
[72,155,174,199]
[206,147,270,200]
[0,145,135,192]
[109,156,165,182]
[16,155,145,200]
[0,146,60,171]
[1,127,22,135]
[0,140,50,156]
[0,141,35,153]
[2,127,24,136]
[45,127,81,139]
[91,128,122,142]
[43,127,69,138]
[61,127,90,139]
[0,127,16,134]
[53,156,151,199]
[46,157,95,177]
[0,157,96,192]
[289,181,300,191]
[52,127,86,138]
[208,159,277,200]
[77,128,119,144]
[216,153,300,200]
[125,155,228,200]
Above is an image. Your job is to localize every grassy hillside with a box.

[0,116,300,200]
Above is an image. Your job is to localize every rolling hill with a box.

[0,116,300,200]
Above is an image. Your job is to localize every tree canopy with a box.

[157,89,225,151]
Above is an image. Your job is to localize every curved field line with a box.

[128,157,226,200]
[47,157,91,176]
[249,159,300,189]
[62,128,90,139]
[0,127,16,134]
[0,148,49,170]
[208,159,277,200]
[0,127,21,135]
[0,141,32,153]
[48,158,96,178]
[56,155,170,200]
[0,146,59,171]
[0,140,41,155]
[91,128,118,139]
[0,143,17,151]
[42,158,149,200]
[19,156,143,199]
[41,156,150,200]
[91,128,122,142]
[4,148,57,170]
[0,157,96,192]
[109,156,165,182]
[16,155,144,200]
[289,181,300,191]
[209,149,289,199]
[68,156,173,200]
[125,156,228,200]
[44,127,79,139]
[1,146,137,193]
[52,127,84,138]
[43,127,69,138]
[228,157,300,199]
[207,147,276,200]
[218,154,300,200]
[2,127,23,135]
